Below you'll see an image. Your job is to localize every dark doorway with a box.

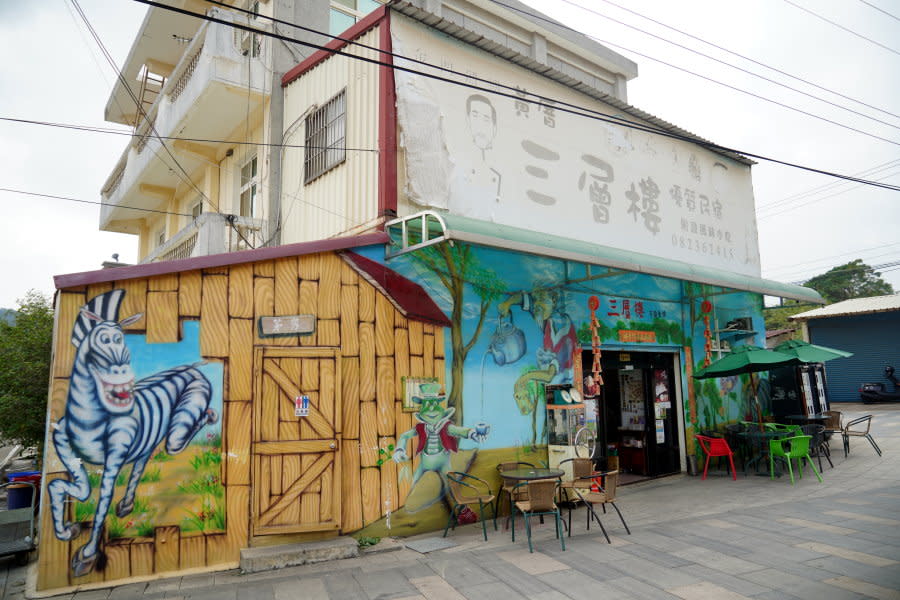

[584,350,681,482]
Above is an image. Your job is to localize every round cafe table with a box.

[501,468,564,480]
[784,414,827,426]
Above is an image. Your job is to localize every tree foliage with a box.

[804,259,894,303]
[0,291,54,451]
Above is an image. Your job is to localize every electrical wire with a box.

[763,241,900,275]
[0,116,378,152]
[858,0,900,23]
[138,0,900,192]
[783,0,900,57]
[572,0,900,121]
[758,169,900,220]
[788,259,900,284]
[543,0,900,133]
[0,187,193,217]
[757,158,900,211]
[69,0,258,249]
[494,0,900,148]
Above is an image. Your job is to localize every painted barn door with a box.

[252,347,342,535]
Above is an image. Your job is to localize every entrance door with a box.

[252,347,341,536]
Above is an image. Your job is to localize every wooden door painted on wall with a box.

[252,347,342,536]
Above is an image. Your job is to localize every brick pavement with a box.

[5,403,899,600]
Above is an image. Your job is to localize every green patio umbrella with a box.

[773,339,853,363]
[693,346,800,427]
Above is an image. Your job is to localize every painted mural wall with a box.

[40,245,764,589]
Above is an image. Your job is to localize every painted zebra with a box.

[49,290,217,577]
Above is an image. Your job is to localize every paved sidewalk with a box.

[5,403,900,600]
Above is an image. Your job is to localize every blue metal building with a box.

[791,295,900,403]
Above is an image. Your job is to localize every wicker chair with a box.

[558,457,595,502]
[510,479,565,553]
[495,462,535,522]
[443,472,497,541]
[842,415,882,457]
[568,470,630,544]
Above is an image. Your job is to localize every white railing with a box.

[143,213,268,263]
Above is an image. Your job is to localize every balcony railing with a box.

[100,8,271,231]
[143,213,269,263]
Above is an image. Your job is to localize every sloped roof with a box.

[790,294,900,321]
[341,252,451,327]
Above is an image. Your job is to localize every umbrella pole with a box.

[751,373,764,431]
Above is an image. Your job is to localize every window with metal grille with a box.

[304,90,347,184]
[191,200,203,220]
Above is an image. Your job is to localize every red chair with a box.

[695,435,737,480]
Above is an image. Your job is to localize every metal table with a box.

[737,429,792,476]
[501,468,564,481]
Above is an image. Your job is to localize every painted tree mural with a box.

[411,243,505,425]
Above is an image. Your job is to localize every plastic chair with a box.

[695,435,737,480]
[443,472,497,541]
[569,470,630,544]
[842,415,882,457]
[769,435,822,484]
[510,479,565,553]
[765,423,803,435]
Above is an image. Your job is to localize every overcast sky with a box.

[0,0,898,308]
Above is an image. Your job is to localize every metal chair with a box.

[800,424,833,470]
[695,434,737,480]
[558,457,595,503]
[443,472,497,541]
[769,435,822,484]
[568,470,630,544]
[510,479,565,553]
[842,415,882,457]
[495,461,535,521]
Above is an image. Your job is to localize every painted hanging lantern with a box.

[588,296,603,390]
[701,299,713,367]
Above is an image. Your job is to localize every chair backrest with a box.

[601,470,619,502]
[559,457,594,479]
[695,434,732,456]
[772,435,812,456]
[525,479,558,512]
[800,424,825,445]
[845,415,873,435]
[823,410,842,431]
[446,472,469,503]
[498,461,534,472]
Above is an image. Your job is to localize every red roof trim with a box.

[54,232,389,290]
[341,252,451,328]
[282,6,389,87]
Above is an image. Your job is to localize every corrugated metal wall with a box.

[808,311,900,403]
[281,26,381,243]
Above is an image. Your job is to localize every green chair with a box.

[510,479,565,553]
[769,435,823,484]
[443,472,497,541]
[765,423,802,435]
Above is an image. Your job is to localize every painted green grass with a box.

[189,449,222,471]
[181,498,225,533]
[152,451,174,463]
[177,473,224,498]
[140,467,162,483]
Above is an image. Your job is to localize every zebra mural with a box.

[48,290,217,577]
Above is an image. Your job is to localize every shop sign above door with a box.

[618,330,657,343]
[259,315,316,337]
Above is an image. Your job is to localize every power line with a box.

[758,169,900,219]
[0,187,193,217]
[68,0,258,249]
[757,158,900,211]
[859,0,900,23]
[783,0,900,57]
[496,0,900,148]
[547,0,900,133]
[764,241,900,275]
[0,117,380,152]
[139,0,900,192]
[788,259,900,284]
[578,0,900,121]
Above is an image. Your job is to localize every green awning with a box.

[385,211,824,304]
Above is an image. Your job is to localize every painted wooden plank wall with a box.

[39,251,446,591]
